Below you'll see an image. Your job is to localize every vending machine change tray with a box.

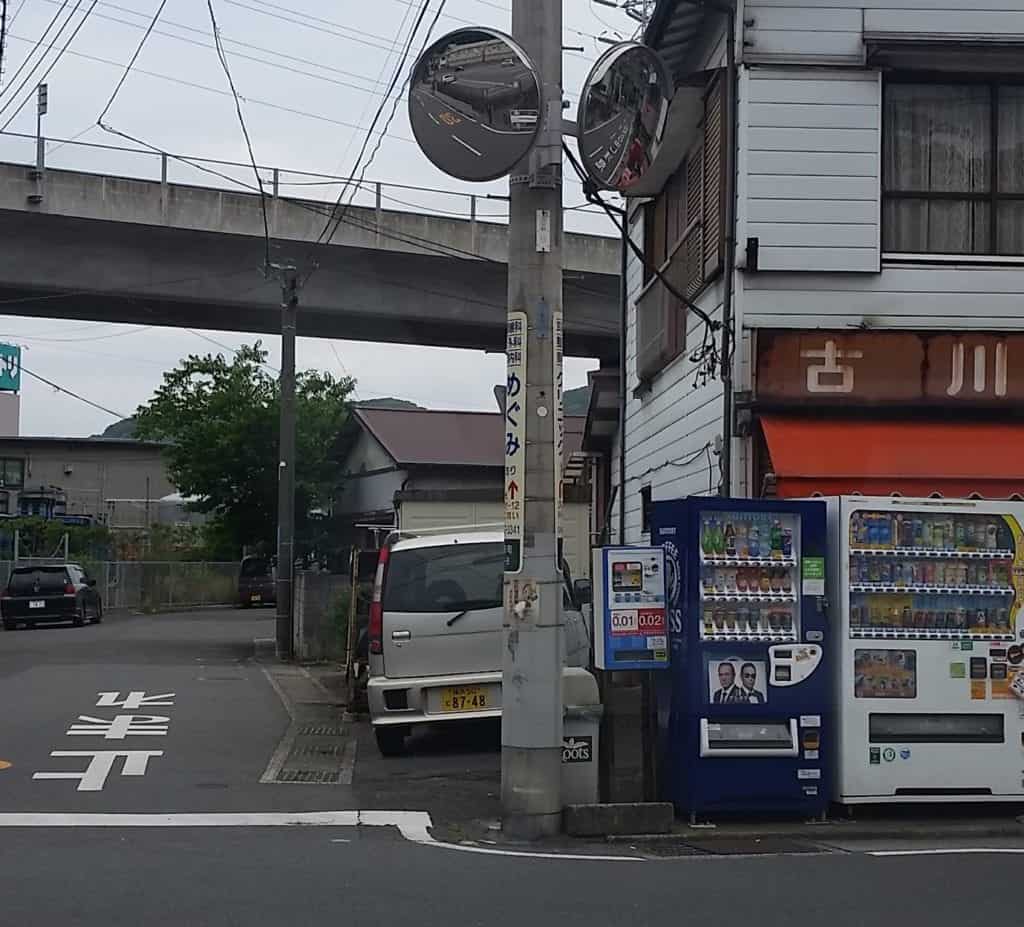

[699,718,799,757]
[869,713,1004,744]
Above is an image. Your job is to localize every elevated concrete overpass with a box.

[0,162,619,358]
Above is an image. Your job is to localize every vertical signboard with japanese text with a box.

[505,311,527,573]
[553,309,563,568]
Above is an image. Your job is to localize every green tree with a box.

[134,343,354,555]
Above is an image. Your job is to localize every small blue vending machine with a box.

[592,546,668,671]
[652,497,831,819]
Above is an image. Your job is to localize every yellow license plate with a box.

[440,685,488,712]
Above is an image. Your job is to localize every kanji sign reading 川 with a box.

[505,311,527,573]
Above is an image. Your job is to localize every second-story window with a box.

[636,73,725,383]
[883,78,1024,256]
[0,458,24,489]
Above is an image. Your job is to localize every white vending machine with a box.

[829,495,1024,803]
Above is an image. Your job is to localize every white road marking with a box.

[450,134,483,157]
[428,113,440,125]
[33,750,163,791]
[0,810,642,861]
[67,715,169,739]
[390,813,642,861]
[97,692,175,709]
[869,848,1024,857]
[0,812,363,827]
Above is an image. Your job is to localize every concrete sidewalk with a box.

[277,659,1024,853]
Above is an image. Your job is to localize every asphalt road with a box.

[409,84,532,181]
[0,608,1022,926]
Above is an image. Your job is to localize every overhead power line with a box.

[22,365,128,418]
[0,0,97,130]
[95,0,166,127]
[0,0,67,103]
[31,0,394,98]
[2,33,418,142]
[205,0,269,271]
[309,0,447,278]
[223,0,413,55]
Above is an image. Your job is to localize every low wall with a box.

[293,570,348,661]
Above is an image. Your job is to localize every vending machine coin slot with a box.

[769,643,823,688]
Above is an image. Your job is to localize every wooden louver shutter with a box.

[682,142,704,298]
[702,75,725,279]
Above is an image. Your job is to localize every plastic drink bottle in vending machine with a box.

[724,522,737,557]
[736,522,749,559]
[748,525,760,558]
[850,513,863,545]
[770,521,783,556]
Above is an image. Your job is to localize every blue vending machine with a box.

[652,497,831,819]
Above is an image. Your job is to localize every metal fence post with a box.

[375,181,382,246]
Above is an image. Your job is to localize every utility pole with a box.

[274,265,298,659]
[502,0,564,838]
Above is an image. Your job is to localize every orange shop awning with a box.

[761,416,1024,500]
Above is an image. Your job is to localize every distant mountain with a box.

[355,398,425,410]
[95,418,137,439]
[563,386,591,417]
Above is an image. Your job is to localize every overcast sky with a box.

[0,0,635,436]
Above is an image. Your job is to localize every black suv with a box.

[1,563,103,630]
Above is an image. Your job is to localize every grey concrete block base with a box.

[563,802,674,837]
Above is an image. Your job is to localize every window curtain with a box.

[998,86,1024,254]
[884,84,990,253]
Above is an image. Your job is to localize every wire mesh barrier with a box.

[0,561,241,612]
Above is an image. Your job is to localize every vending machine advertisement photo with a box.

[829,496,1024,803]
[652,498,831,819]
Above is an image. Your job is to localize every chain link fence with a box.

[0,561,241,612]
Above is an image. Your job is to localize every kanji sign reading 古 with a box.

[505,311,528,573]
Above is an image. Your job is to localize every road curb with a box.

[606,820,1024,844]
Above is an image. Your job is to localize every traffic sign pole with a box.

[501,0,564,839]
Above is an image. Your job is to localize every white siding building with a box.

[604,0,1024,544]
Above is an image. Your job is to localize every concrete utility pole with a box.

[502,0,565,838]
[275,265,298,659]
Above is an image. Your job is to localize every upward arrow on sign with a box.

[507,480,519,500]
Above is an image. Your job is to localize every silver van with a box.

[367,528,589,756]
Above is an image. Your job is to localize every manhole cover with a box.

[294,743,343,758]
[276,769,342,784]
[683,838,825,856]
[298,725,345,736]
